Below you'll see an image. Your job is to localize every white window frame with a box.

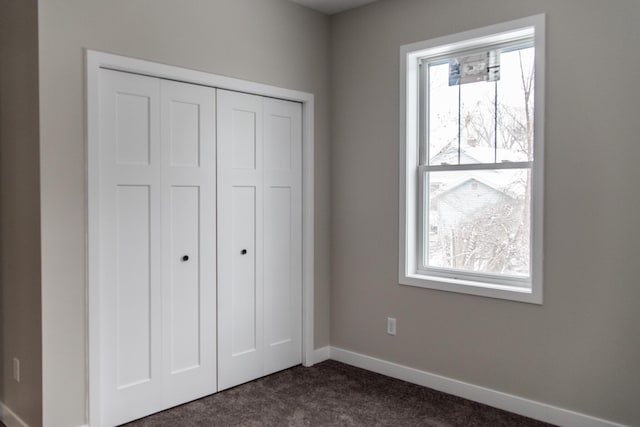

[399,15,545,304]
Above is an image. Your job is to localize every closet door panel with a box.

[168,185,201,373]
[231,109,258,170]
[100,69,163,427]
[264,186,293,345]
[160,80,217,402]
[263,98,302,375]
[169,101,200,167]
[99,71,219,426]
[115,185,153,387]
[230,186,258,355]
[218,91,302,387]
[264,114,292,171]
[217,90,264,390]
[115,93,151,165]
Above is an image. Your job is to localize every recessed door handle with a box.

[182,255,189,262]
[241,249,247,255]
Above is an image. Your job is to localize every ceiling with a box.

[288,0,380,15]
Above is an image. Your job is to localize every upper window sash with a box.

[418,39,535,168]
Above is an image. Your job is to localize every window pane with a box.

[459,80,496,164]
[426,169,531,277]
[428,63,459,165]
[496,47,535,162]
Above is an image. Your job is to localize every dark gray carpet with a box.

[123,360,554,426]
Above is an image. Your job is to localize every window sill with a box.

[400,272,542,304]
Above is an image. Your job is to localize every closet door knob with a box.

[241,249,247,255]
[182,255,189,262]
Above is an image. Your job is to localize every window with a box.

[399,15,545,303]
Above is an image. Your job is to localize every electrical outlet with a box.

[13,357,20,383]
[387,317,397,336]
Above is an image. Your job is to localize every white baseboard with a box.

[312,346,331,364]
[0,401,30,427]
[329,347,625,427]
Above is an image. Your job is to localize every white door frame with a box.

[86,50,315,426]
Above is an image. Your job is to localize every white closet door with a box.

[100,69,163,427]
[263,97,302,375]
[217,90,265,390]
[99,69,216,426]
[159,80,217,403]
[217,90,302,391]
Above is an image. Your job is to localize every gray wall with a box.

[330,0,640,425]
[0,0,43,425]
[37,1,331,425]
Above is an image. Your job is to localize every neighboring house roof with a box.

[432,175,516,201]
